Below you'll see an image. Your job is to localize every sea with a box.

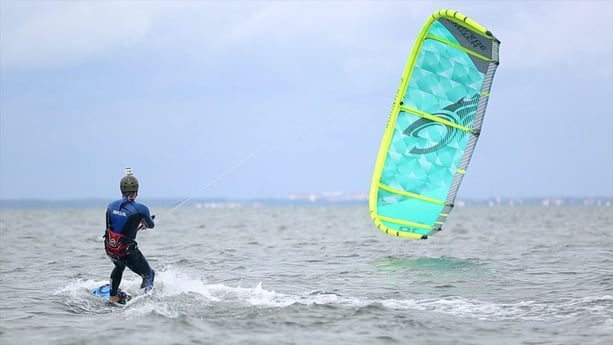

[0,205,612,345]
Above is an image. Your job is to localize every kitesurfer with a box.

[103,168,155,304]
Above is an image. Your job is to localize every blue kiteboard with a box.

[91,284,132,304]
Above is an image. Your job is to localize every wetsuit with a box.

[105,197,155,297]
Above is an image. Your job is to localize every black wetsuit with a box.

[105,197,155,297]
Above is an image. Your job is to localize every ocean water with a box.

[0,205,612,345]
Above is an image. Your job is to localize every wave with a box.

[53,267,613,323]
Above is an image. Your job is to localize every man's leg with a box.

[109,259,127,302]
[125,248,155,293]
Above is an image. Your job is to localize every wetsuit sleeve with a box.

[105,208,112,229]
[140,205,155,229]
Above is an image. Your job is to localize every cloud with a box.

[496,1,613,79]
[222,2,423,45]
[0,1,162,68]
[4,1,610,74]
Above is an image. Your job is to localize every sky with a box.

[1,0,612,201]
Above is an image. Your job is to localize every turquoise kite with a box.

[369,9,501,239]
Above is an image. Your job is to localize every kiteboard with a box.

[91,284,132,305]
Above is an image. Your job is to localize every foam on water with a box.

[54,268,359,315]
[381,296,613,322]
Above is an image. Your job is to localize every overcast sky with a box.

[1,0,611,200]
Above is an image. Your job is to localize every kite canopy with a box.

[369,9,501,239]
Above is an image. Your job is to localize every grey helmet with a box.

[120,168,139,193]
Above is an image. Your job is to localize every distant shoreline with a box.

[0,196,611,209]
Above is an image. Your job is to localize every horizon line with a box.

[1,195,613,201]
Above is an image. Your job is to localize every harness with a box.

[104,229,135,259]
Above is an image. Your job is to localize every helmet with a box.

[120,168,139,193]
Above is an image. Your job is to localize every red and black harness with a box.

[104,229,135,259]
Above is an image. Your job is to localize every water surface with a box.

[1,206,611,344]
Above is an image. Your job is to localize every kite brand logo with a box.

[450,22,487,51]
[403,94,479,154]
